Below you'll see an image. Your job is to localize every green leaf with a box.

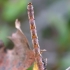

[27,64,33,70]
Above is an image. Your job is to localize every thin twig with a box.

[27,3,45,70]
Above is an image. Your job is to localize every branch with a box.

[27,3,46,70]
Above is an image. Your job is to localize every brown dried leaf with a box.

[8,19,35,70]
[0,40,7,64]
[0,19,35,70]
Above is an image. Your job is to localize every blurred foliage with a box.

[42,14,70,49]
[59,54,70,70]
[0,0,70,70]
[42,10,70,69]
[0,25,10,46]
[42,15,69,60]
[0,0,29,21]
[50,16,69,46]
